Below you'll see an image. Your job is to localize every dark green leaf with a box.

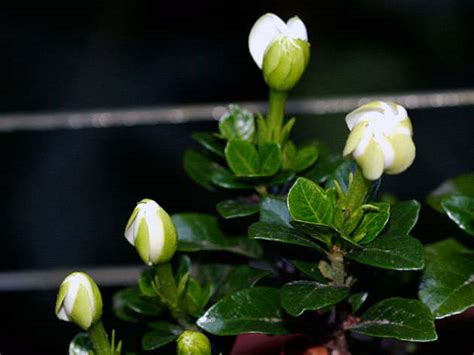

[183,150,219,190]
[386,200,420,235]
[354,202,390,244]
[259,143,282,176]
[173,213,262,258]
[281,141,297,170]
[270,169,295,186]
[419,239,474,318]
[175,255,192,282]
[294,145,319,172]
[348,233,424,270]
[441,195,474,235]
[287,177,334,225]
[142,331,178,351]
[216,265,271,299]
[290,260,327,283]
[139,268,157,297]
[197,287,287,335]
[281,281,350,316]
[325,159,354,193]
[113,288,162,317]
[249,222,326,254]
[211,167,253,189]
[148,321,182,335]
[218,104,255,142]
[428,173,474,212]
[69,333,93,355]
[183,277,212,316]
[290,221,335,246]
[350,298,437,342]
[260,196,290,226]
[192,132,225,157]
[305,154,345,184]
[192,264,234,300]
[216,198,259,219]
[348,292,368,314]
[225,139,260,176]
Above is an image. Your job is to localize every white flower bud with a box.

[343,101,416,180]
[55,272,103,330]
[177,331,211,355]
[249,13,310,91]
[124,199,177,265]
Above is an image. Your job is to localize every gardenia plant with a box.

[55,12,474,354]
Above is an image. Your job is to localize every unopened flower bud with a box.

[343,101,416,180]
[249,13,310,91]
[55,272,103,330]
[124,199,177,265]
[177,331,211,355]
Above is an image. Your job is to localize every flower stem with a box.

[155,263,178,309]
[88,320,112,355]
[267,89,287,143]
[344,166,371,215]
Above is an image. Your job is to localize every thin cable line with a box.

[0,89,473,132]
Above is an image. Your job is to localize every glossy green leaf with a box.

[348,233,424,270]
[183,150,219,190]
[294,145,319,172]
[248,222,326,254]
[142,331,178,351]
[419,239,474,318]
[281,281,350,316]
[148,321,182,335]
[218,104,255,142]
[325,159,354,193]
[216,265,271,299]
[290,220,335,246]
[349,292,368,314]
[259,143,281,176]
[173,213,262,257]
[113,288,162,318]
[354,202,390,244]
[305,154,346,184]
[192,132,225,157]
[138,268,157,297]
[216,198,259,219]
[260,196,291,226]
[225,139,260,176]
[211,167,253,189]
[441,195,474,235]
[183,277,212,316]
[428,173,474,212]
[192,264,234,300]
[69,333,94,355]
[287,177,333,225]
[385,200,420,235]
[270,169,295,186]
[290,260,327,283]
[197,287,287,335]
[350,298,437,342]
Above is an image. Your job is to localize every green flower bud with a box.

[177,331,211,355]
[343,101,416,180]
[124,198,177,265]
[55,272,103,331]
[249,13,310,91]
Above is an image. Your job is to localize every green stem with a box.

[88,320,112,355]
[267,89,287,143]
[344,167,371,215]
[155,263,178,307]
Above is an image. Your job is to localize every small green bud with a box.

[177,331,211,355]
[249,13,310,91]
[55,272,103,331]
[124,199,177,265]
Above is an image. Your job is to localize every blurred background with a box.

[1,0,473,354]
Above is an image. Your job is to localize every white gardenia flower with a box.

[248,13,310,91]
[55,272,103,330]
[124,199,177,265]
[343,101,416,180]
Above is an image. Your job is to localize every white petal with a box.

[372,132,395,168]
[248,13,287,68]
[286,16,308,41]
[146,209,165,264]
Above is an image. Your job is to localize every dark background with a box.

[1,1,473,354]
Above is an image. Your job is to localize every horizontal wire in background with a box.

[0,89,473,132]
[1,88,474,291]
